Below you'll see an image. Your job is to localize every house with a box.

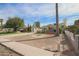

[31,21,42,33]
[32,25,42,33]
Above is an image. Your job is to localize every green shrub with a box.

[67,25,79,33]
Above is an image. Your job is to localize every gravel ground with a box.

[1,34,60,55]
[19,37,59,49]
[0,44,20,56]
[19,37,61,56]
[1,34,54,41]
[1,34,59,50]
[0,33,75,56]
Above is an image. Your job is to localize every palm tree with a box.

[56,3,59,36]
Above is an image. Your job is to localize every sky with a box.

[0,3,79,26]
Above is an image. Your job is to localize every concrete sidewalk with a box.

[0,38,54,56]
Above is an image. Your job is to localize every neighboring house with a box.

[41,26,48,33]
[32,25,42,33]
[41,24,54,33]
[2,28,14,32]
[31,21,42,33]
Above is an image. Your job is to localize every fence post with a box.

[75,35,79,53]
[65,30,79,54]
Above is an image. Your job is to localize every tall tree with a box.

[5,17,24,31]
[34,21,40,28]
[27,24,31,32]
[75,19,79,27]
[0,19,3,30]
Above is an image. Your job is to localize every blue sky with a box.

[0,3,79,26]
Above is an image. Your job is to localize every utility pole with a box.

[56,3,59,36]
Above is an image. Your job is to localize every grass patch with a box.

[0,32,17,35]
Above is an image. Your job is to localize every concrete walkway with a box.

[0,38,54,56]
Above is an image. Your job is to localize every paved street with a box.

[0,33,54,41]
[0,33,59,50]
[0,33,76,56]
[0,33,60,55]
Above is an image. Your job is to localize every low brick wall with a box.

[64,31,78,52]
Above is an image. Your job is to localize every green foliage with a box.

[66,19,79,34]
[34,21,40,28]
[67,25,79,33]
[5,17,24,31]
[27,25,31,32]
[74,19,79,25]
[0,32,16,35]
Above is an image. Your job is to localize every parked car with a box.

[19,28,27,32]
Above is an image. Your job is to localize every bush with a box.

[5,17,24,32]
[67,25,79,33]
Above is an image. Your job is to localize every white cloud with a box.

[18,3,55,17]
[0,3,79,25]
[59,3,79,16]
[0,3,55,20]
[1,3,79,19]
